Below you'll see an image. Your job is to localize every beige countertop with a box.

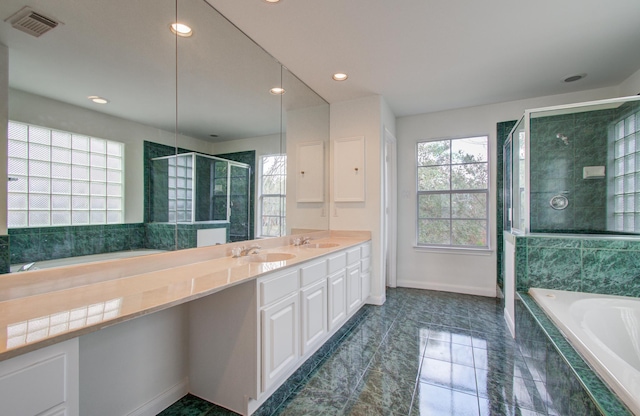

[0,230,371,361]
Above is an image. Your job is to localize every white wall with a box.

[79,306,188,416]
[8,89,213,224]
[0,46,7,235]
[619,67,640,96]
[396,86,619,297]
[330,95,385,304]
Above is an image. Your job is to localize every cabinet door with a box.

[300,279,328,356]
[328,270,347,331]
[296,141,325,202]
[346,264,361,315]
[333,136,365,202]
[361,271,370,302]
[261,292,299,392]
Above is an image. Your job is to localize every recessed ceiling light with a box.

[263,0,282,3]
[88,95,109,104]
[332,73,348,81]
[270,87,285,95]
[563,73,587,83]
[170,23,193,37]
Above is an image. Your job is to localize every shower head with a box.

[556,133,569,145]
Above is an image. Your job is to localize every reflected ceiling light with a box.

[332,73,348,81]
[563,73,586,83]
[263,0,282,3]
[88,95,109,104]
[270,87,285,95]
[170,23,193,37]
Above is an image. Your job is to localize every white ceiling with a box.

[207,0,640,117]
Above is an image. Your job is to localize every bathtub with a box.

[10,250,166,273]
[529,288,640,415]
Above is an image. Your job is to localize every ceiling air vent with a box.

[5,7,61,38]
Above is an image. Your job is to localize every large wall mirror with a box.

[1,0,329,270]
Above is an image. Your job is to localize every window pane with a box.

[452,193,487,219]
[29,211,50,226]
[52,195,71,210]
[72,150,89,165]
[51,211,71,226]
[72,165,90,181]
[418,194,450,218]
[8,158,27,176]
[52,163,71,179]
[72,211,90,225]
[72,135,89,151]
[8,211,28,228]
[262,175,286,194]
[263,196,283,215]
[8,140,28,159]
[51,147,72,164]
[452,220,487,246]
[418,166,450,191]
[29,160,50,177]
[451,136,487,164]
[90,211,106,224]
[452,163,488,190]
[29,177,50,193]
[418,141,449,166]
[418,219,450,245]
[8,122,28,141]
[29,126,50,145]
[51,131,71,148]
[107,141,122,156]
[8,193,27,210]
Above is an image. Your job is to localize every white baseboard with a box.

[366,293,386,306]
[504,308,516,339]
[127,377,189,416]
[397,279,497,298]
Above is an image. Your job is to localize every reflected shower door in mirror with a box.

[2,0,330,273]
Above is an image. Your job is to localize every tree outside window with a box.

[417,136,489,248]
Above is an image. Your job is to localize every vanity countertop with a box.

[0,230,371,361]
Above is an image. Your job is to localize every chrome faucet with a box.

[17,262,38,272]
[301,236,311,245]
[240,244,261,256]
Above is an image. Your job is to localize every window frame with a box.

[7,121,125,228]
[415,135,491,250]
[257,154,287,238]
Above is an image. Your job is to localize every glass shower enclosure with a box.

[504,95,640,235]
[150,152,251,241]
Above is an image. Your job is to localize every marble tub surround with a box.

[514,235,640,297]
[0,230,370,361]
[517,293,632,416]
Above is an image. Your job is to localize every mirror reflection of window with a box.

[7,121,124,228]
[259,155,287,237]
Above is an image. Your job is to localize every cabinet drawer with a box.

[327,253,346,274]
[260,269,299,306]
[361,243,371,258]
[300,259,327,287]
[346,247,360,265]
[361,257,371,273]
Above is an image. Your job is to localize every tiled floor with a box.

[159,288,556,416]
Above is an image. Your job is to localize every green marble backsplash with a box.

[514,235,640,297]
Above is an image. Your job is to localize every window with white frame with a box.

[7,121,125,227]
[259,154,286,237]
[416,136,489,248]
[612,110,640,232]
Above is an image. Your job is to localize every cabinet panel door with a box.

[346,264,361,315]
[300,279,328,356]
[333,136,365,202]
[328,270,347,331]
[296,141,325,202]
[361,271,371,302]
[261,293,299,392]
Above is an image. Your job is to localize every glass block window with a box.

[7,121,124,227]
[612,110,640,232]
[259,155,286,237]
[168,154,193,223]
[417,136,489,248]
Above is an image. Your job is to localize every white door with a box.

[328,270,347,330]
[261,293,299,391]
[383,127,398,287]
[300,279,328,355]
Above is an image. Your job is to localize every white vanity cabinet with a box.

[361,242,372,302]
[0,339,79,416]
[189,241,371,416]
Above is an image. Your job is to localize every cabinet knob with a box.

[354,167,359,173]
[300,171,305,175]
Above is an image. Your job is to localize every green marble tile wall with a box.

[0,236,9,274]
[7,224,145,267]
[529,110,612,233]
[514,235,640,297]
[496,120,518,298]
[143,222,230,251]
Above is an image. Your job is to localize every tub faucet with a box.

[17,262,38,272]
[301,236,311,245]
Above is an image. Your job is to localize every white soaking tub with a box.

[529,288,640,415]
[10,250,165,272]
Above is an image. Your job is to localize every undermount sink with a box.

[301,243,339,249]
[247,253,296,263]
